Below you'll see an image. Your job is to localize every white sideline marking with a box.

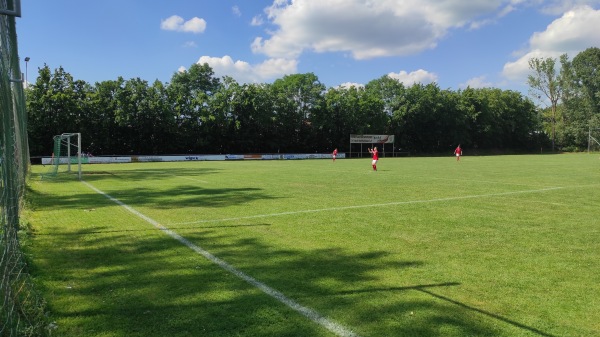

[173,186,564,226]
[81,180,360,337]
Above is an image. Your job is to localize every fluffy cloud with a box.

[538,0,600,15]
[388,69,438,85]
[461,76,494,89]
[232,6,242,17]
[502,5,600,82]
[251,0,516,59]
[161,15,206,33]
[196,55,298,83]
[338,82,365,89]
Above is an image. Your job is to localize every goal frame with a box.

[588,128,600,153]
[49,132,82,179]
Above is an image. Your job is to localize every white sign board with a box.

[350,134,394,144]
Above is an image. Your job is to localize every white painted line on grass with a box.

[173,186,564,226]
[81,180,360,337]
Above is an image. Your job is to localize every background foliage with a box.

[25,47,599,156]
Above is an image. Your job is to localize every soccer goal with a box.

[588,128,600,153]
[43,133,82,179]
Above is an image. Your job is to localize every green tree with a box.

[365,75,406,117]
[87,78,125,154]
[26,65,90,156]
[270,73,325,152]
[229,82,276,153]
[528,56,563,151]
[207,76,240,153]
[167,63,220,153]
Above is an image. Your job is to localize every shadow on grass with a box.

[28,222,560,337]
[26,169,560,337]
[28,168,277,211]
[32,223,272,236]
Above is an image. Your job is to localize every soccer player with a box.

[454,144,463,161]
[368,146,378,171]
[332,148,338,162]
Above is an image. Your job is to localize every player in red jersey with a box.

[454,144,462,161]
[332,148,338,162]
[368,146,378,171]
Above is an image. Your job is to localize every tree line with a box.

[528,47,600,152]
[28,60,572,157]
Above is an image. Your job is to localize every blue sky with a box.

[17,1,600,96]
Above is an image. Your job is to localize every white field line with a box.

[172,186,564,226]
[81,180,360,337]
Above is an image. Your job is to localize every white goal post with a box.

[44,132,82,179]
[589,128,600,153]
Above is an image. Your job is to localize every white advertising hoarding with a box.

[350,134,395,144]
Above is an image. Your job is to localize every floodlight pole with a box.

[24,56,29,88]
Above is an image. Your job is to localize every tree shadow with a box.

[26,169,561,337]
[28,168,278,211]
[28,221,560,337]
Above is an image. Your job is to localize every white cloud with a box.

[461,76,494,89]
[161,15,206,34]
[502,5,600,82]
[251,0,524,60]
[538,0,600,15]
[183,41,197,48]
[251,15,264,26]
[232,6,242,17]
[387,69,438,85]
[338,82,365,89]
[196,55,298,83]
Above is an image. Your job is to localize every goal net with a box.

[43,133,82,179]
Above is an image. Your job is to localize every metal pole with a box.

[24,57,29,88]
[77,133,82,179]
[589,127,592,153]
[66,135,71,172]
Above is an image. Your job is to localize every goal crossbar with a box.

[45,133,82,179]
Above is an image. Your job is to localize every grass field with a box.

[24,154,600,337]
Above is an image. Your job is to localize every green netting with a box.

[42,133,82,179]
[1,1,48,335]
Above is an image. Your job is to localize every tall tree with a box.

[270,73,325,152]
[167,63,220,153]
[560,48,600,149]
[26,65,90,155]
[87,78,125,154]
[571,48,600,128]
[528,56,564,151]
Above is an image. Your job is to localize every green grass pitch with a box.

[24,154,600,336]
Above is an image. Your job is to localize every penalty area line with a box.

[172,186,564,226]
[80,180,361,337]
